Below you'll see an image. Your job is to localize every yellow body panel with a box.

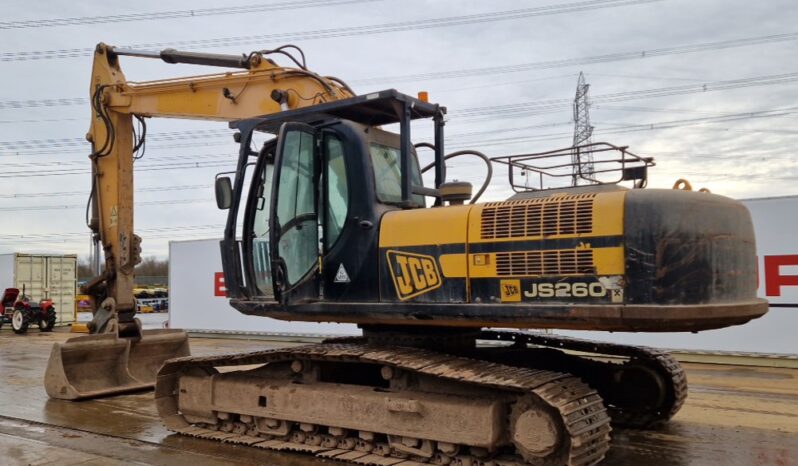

[591,190,626,237]
[592,247,625,276]
[380,205,472,300]
[380,205,471,247]
[439,254,468,278]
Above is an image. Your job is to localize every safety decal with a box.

[334,264,351,283]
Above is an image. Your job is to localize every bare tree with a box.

[77,257,93,281]
[77,256,168,285]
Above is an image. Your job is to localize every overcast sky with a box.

[1,0,796,259]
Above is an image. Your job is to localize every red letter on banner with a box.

[764,255,798,297]
[214,272,227,297]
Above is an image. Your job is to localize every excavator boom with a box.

[45,43,354,400]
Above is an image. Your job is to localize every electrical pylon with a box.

[571,72,594,185]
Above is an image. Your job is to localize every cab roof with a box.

[230,89,445,134]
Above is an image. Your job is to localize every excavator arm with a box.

[44,43,354,400]
[85,43,352,337]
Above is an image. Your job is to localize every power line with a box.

[3,30,797,112]
[443,121,574,139]
[0,0,660,62]
[0,151,236,170]
[3,107,796,180]
[449,71,798,120]
[587,72,707,83]
[440,106,798,149]
[3,69,798,154]
[637,148,789,159]
[0,124,571,172]
[0,159,235,178]
[0,228,231,245]
[0,0,382,30]
[0,223,242,247]
[0,198,213,212]
[596,109,798,135]
[2,231,224,245]
[0,117,83,124]
[593,104,730,115]
[0,128,232,150]
[452,72,798,116]
[432,73,577,93]
[0,223,225,240]
[0,97,87,110]
[0,183,210,199]
[0,140,234,156]
[3,99,795,173]
[607,124,798,136]
[352,32,798,85]
[6,60,798,122]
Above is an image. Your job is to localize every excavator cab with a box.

[217,90,445,311]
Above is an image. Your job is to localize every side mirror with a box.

[215,176,233,210]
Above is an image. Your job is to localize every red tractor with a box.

[1,287,56,334]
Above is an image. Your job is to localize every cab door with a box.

[270,123,321,304]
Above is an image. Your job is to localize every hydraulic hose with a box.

[418,147,493,204]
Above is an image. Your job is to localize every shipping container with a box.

[0,253,77,325]
[168,195,798,355]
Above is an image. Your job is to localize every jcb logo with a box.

[387,250,442,300]
[500,279,521,302]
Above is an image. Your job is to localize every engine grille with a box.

[495,249,595,276]
[480,194,595,240]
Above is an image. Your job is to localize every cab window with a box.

[368,143,424,206]
[275,129,318,286]
[251,163,274,296]
[325,135,348,249]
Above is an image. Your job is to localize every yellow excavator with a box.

[45,43,767,466]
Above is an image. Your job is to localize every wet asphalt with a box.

[0,325,796,465]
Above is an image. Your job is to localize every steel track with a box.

[157,343,612,466]
[477,330,688,428]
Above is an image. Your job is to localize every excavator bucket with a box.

[44,329,190,400]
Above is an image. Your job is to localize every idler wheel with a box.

[509,396,565,463]
[614,363,667,412]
